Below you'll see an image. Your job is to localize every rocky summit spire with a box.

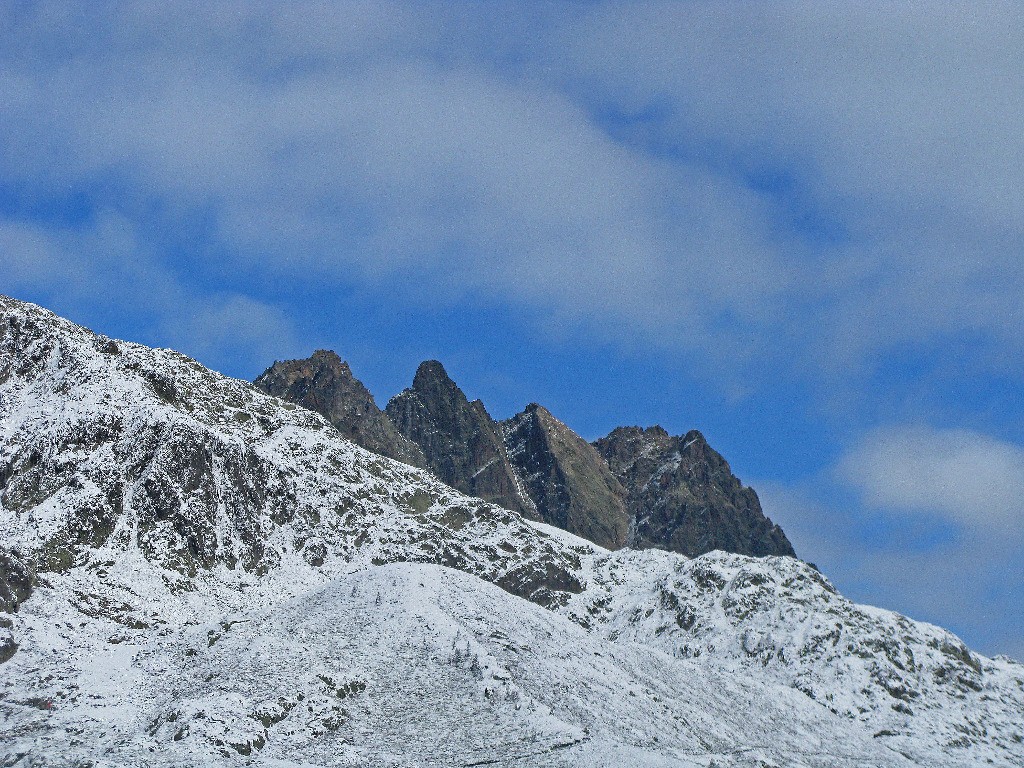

[385,361,537,518]
[501,404,630,549]
[594,426,795,558]
[254,350,427,468]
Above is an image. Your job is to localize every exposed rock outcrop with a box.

[263,353,797,559]
[0,548,33,614]
[385,361,537,518]
[0,548,32,663]
[594,426,795,558]
[501,404,630,549]
[254,350,426,468]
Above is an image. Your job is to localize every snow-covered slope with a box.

[1,296,1022,767]
[565,550,1024,764]
[0,295,587,604]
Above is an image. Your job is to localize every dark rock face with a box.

[502,404,630,549]
[255,351,426,468]
[257,351,797,560]
[594,426,796,558]
[0,548,33,613]
[0,547,33,664]
[385,362,537,518]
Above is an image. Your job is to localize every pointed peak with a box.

[527,403,561,426]
[412,359,457,391]
[310,349,343,363]
[595,424,672,449]
[601,425,645,441]
[260,349,353,381]
[415,358,447,376]
[311,349,352,373]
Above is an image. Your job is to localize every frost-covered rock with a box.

[594,426,795,557]
[0,547,33,613]
[563,549,1024,763]
[0,295,587,601]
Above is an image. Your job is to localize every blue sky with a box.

[2,2,1022,658]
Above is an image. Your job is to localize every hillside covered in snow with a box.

[1,295,1022,767]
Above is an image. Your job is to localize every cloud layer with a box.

[839,426,1024,534]
[3,2,1022,386]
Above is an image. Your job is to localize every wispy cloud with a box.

[838,426,1024,534]
[4,4,1022,388]
[557,3,1024,373]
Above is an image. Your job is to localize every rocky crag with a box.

[254,350,426,468]
[2,294,1022,767]
[384,360,537,518]
[595,426,795,557]
[501,404,630,550]
[259,354,793,559]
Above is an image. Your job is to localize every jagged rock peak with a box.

[601,424,670,445]
[310,348,347,366]
[594,425,796,559]
[412,359,455,390]
[254,351,426,468]
[385,361,537,518]
[501,404,629,550]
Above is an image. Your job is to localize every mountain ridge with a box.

[2,294,1022,767]
[258,352,795,560]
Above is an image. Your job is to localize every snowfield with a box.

[1,295,1022,767]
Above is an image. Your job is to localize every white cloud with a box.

[1,3,1023,389]
[558,3,1024,371]
[159,295,301,376]
[757,478,1024,660]
[837,426,1024,533]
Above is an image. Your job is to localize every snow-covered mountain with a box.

[1,295,1021,767]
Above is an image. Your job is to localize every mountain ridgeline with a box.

[255,355,794,558]
[4,295,1022,767]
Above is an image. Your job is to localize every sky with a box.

[1,2,1022,659]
